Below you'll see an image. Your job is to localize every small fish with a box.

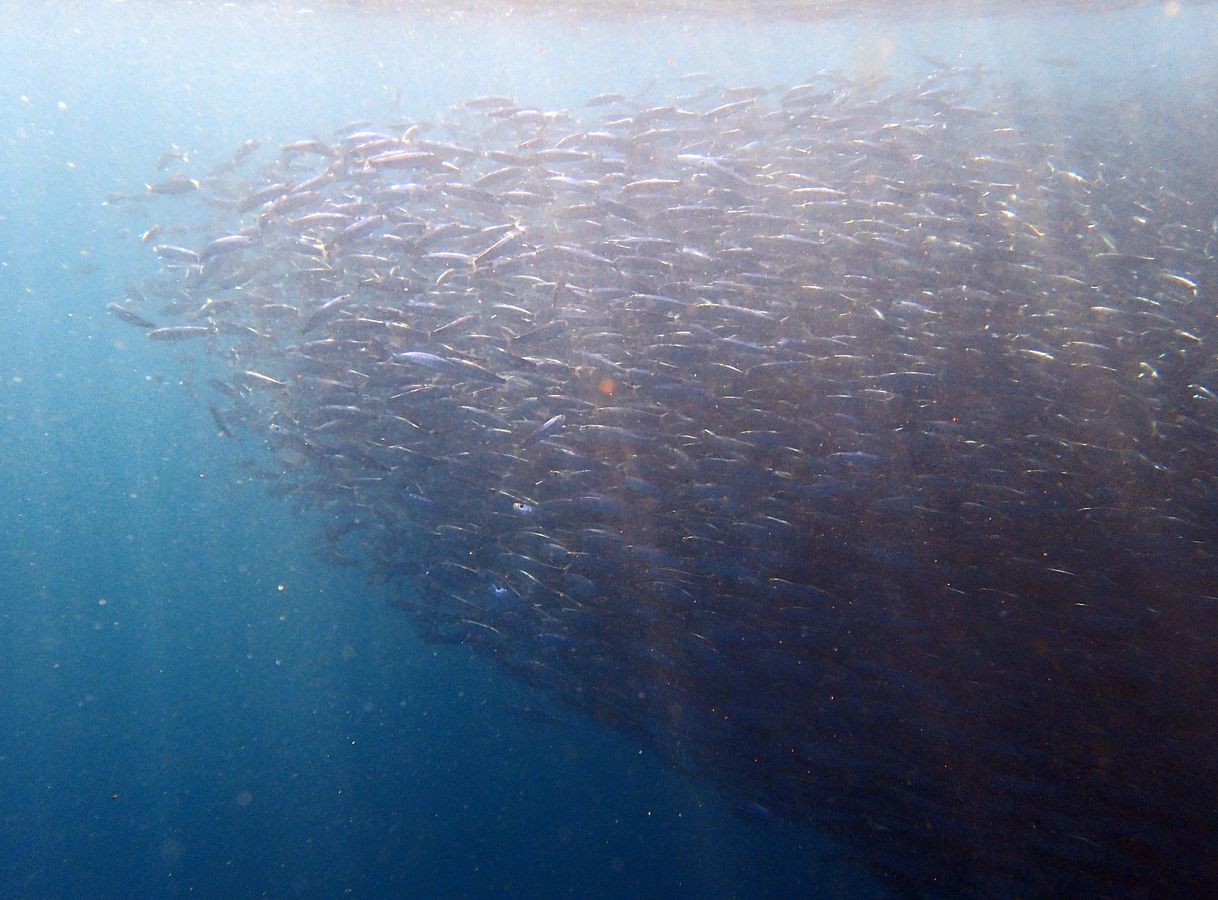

[395,351,505,385]
[522,414,567,447]
[107,302,156,329]
[201,234,254,258]
[208,402,233,438]
[473,230,520,268]
[147,173,199,195]
[147,325,213,341]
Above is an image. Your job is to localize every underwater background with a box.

[2,2,1216,897]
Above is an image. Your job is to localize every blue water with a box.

[1,2,1213,896]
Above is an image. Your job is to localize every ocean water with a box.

[2,2,1216,897]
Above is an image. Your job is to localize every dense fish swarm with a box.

[112,66,1218,896]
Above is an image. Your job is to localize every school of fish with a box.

[109,65,1218,897]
